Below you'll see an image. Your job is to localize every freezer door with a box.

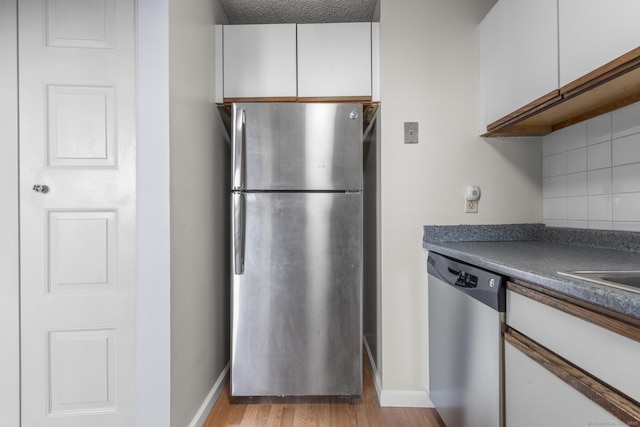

[231,192,363,396]
[232,103,362,191]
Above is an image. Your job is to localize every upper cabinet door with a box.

[559,0,640,87]
[482,0,558,125]
[297,23,372,99]
[223,24,297,99]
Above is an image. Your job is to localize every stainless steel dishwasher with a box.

[427,252,506,427]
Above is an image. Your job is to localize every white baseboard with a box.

[188,362,230,427]
[363,336,434,409]
[379,389,434,408]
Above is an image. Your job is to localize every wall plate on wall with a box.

[404,122,419,144]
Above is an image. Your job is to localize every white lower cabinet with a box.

[505,284,640,426]
[508,289,640,400]
[505,340,618,427]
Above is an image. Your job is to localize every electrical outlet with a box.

[465,200,478,213]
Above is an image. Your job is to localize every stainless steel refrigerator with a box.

[230,102,363,397]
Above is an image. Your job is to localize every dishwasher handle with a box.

[427,253,464,286]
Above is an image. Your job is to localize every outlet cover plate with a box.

[404,122,419,144]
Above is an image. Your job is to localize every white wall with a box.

[0,2,20,425]
[168,0,230,426]
[137,1,172,425]
[543,101,640,232]
[378,0,542,395]
[138,2,230,425]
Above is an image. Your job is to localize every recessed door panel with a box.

[47,85,116,167]
[46,0,115,49]
[47,210,117,294]
[47,329,117,414]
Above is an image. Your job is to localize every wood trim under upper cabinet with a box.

[486,90,560,132]
[506,328,640,424]
[508,280,640,343]
[562,46,640,98]
[484,46,640,137]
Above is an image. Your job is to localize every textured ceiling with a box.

[219,0,379,24]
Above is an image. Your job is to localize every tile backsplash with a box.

[543,101,640,232]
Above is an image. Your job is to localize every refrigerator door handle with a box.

[232,108,246,190]
[232,192,245,275]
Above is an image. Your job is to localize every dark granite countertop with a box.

[423,225,640,320]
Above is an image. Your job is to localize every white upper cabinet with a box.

[223,24,297,99]
[297,23,372,98]
[481,0,558,126]
[559,0,640,86]
[220,23,376,101]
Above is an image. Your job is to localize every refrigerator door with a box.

[232,103,362,191]
[231,192,363,396]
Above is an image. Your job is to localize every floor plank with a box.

[203,351,445,427]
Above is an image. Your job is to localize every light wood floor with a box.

[203,351,445,427]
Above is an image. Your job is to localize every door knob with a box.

[32,184,49,193]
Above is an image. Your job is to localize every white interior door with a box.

[19,1,136,426]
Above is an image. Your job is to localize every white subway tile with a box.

[542,135,552,157]
[587,168,612,195]
[613,221,640,232]
[566,121,587,151]
[587,114,612,145]
[566,172,587,197]
[613,193,640,222]
[566,220,588,229]
[612,101,640,139]
[588,194,613,221]
[613,163,640,193]
[612,133,640,166]
[544,128,566,156]
[588,221,613,230]
[587,141,611,170]
[543,175,567,198]
[544,198,567,220]
[567,196,588,220]
[545,219,568,228]
[566,147,586,174]
[544,152,566,177]
[541,103,640,231]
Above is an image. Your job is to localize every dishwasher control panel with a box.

[428,252,506,311]
[455,271,478,288]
